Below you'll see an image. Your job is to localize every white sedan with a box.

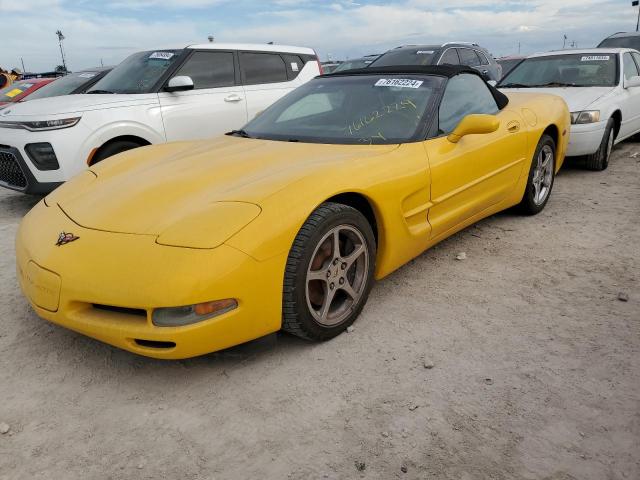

[498,48,640,170]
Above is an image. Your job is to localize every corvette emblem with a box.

[56,232,79,246]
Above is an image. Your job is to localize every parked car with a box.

[0,78,56,108]
[498,48,638,170]
[16,65,569,358]
[598,32,640,50]
[0,43,321,194]
[496,55,526,79]
[25,67,112,102]
[333,54,380,72]
[369,42,502,81]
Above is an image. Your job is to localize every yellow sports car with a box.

[16,66,570,359]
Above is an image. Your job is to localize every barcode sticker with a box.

[375,78,424,88]
[149,51,174,60]
[581,55,610,61]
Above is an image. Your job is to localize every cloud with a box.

[0,0,631,71]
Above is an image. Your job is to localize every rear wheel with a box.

[518,134,556,215]
[282,202,376,341]
[584,118,614,171]
[91,140,144,165]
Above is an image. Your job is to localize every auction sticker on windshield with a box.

[581,56,610,61]
[375,78,423,88]
[149,51,174,60]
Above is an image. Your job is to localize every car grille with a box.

[0,150,27,189]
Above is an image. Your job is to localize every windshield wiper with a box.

[497,83,532,88]
[86,89,115,94]
[226,129,253,138]
[529,82,575,88]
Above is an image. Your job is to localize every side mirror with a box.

[447,114,500,143]
[165,76,194,92]
[487,80,497,87]
[625,75,640,88]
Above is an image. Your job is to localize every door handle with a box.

[224,94,243,102]
[507,120,520,133]
[482,69,489,74]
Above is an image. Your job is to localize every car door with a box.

[158,50,247,142]
[619,52,640,138]
[425,73,527,238]
[239,52,295,120]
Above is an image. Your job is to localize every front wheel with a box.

[282,202,376,341]
[584,118,614,171]
[518,134,556,215]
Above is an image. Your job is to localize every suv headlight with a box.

[570,111,600,125]
[0,117,81,131]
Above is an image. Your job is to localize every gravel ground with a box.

[0,143,638,480]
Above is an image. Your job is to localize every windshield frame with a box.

[87,49,188,95]
[497,53,620,88]
[238,73,446,145]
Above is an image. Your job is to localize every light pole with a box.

[634,1,640,31]
[56,30,67,73]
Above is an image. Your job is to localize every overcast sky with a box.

[0,0,631,72]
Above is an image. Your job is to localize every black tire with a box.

[584,118,614,171]
[91,140,144,165]
[518,134,556,215]
[282,202,376,341]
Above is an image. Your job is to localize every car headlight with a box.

[152,299,238,327]
[570,111,600,125]
[0,117,81,131]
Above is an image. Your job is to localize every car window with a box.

[438,73,498,134]
[599,36,640,50]
[282,54,304,80]
[174,51,235,89]
[0,81,38,103]
[439,49,460,65]
[499,54,618,87]
[89,50,182,94]
[27,72,101,100]
[476,51,490,66]
[623,52,639,80]
[458,48,481,67]
[242,74,444,144]
[632,52,640,73]
[369,48,438,67]
[240,52,288,85]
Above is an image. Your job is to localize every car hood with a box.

[49,135,399,237]
[0,93,157,117]
[498,86,614,112]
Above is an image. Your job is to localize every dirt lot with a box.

[0,143,638,480]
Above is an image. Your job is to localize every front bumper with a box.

[567,121,606,157]
[16,201,286,359]
[0,121,94,194]
[0,145,62,194]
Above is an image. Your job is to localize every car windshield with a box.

[598,36,640,49]
[499,54,618,87]
[88,50,181,94]
[497,59,523,77]
[0,81,39,103]
[334,59,374,72]
[27,71,102,100]
[240,74,443,144]
[369,48,438,67]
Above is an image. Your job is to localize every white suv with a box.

[0,43,321,194]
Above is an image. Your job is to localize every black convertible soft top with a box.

[323,64,509,110]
